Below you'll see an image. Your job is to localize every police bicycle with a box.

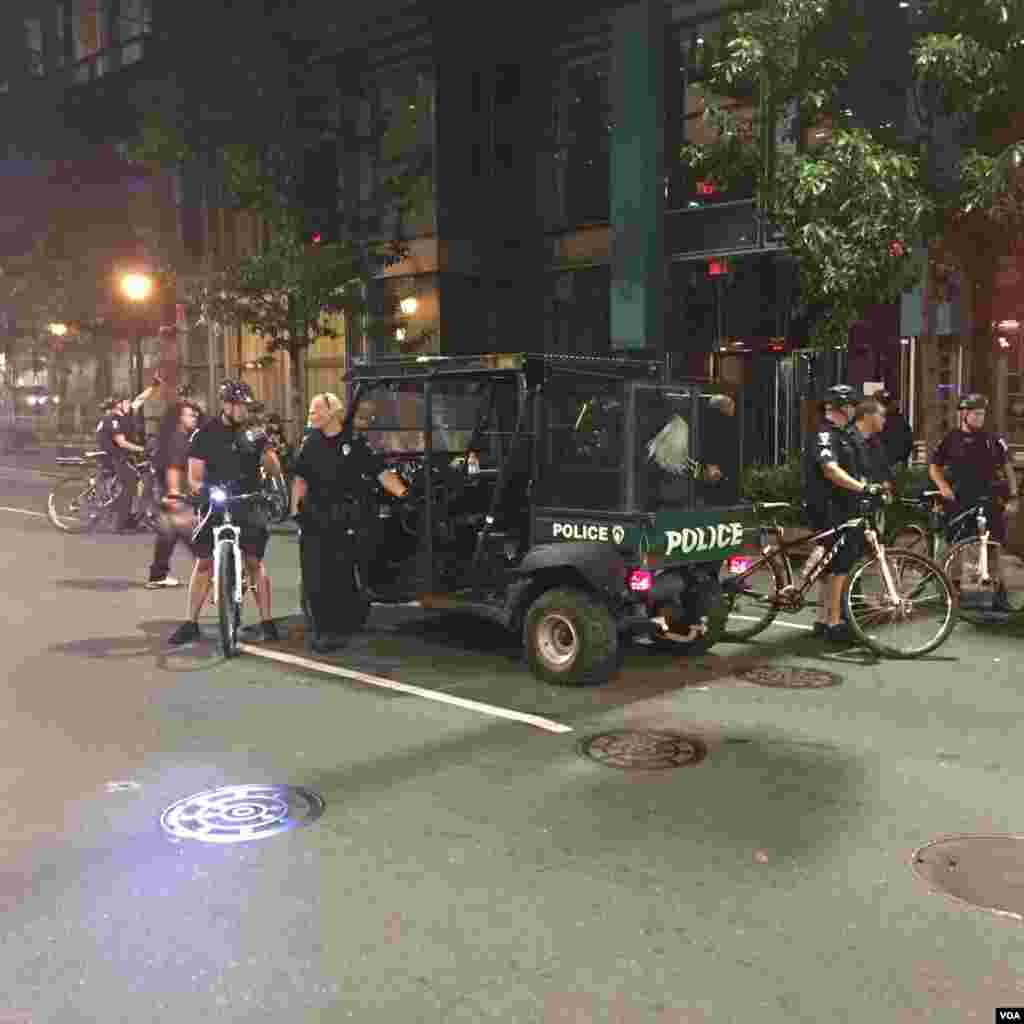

[195,487,264,658]
[886,491,1023,623]
[48,449,161,534]
[720,492,957,657]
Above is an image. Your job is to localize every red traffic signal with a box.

[695,179,717,196]
[707,258,730,277]
[311,232,322,245]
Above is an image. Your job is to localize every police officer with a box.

[166,380,285,646]
[929,393,1019,610]
[96,392,149,532]
[290,392,409,654]
[796,385,882,639]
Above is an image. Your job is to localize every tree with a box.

[126,12,435,429]
[680,0,1024,349]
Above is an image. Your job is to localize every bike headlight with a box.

[210,487,227,504]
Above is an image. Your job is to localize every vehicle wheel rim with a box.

[536,613,579,668]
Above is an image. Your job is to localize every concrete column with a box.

[609,0,665,356]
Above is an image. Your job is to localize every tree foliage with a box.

[680,0,1024,346]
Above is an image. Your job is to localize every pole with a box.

[133,330,144,397]
[208,321,219,413]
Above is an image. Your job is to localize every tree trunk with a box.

[289,342,305,440]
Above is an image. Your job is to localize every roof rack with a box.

[345,351,664,381]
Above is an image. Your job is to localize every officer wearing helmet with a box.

[166,380,285,646]
[929,393,1019,609]
[796,384,884,640]
[95,375,162,531]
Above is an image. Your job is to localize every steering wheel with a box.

[398,461,467,539]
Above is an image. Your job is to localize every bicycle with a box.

[197,487,264,658]
[48,450,161,534]
[888,491,1023,623]
[719,494,957,658]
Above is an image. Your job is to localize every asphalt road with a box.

[1,462,1024,1024]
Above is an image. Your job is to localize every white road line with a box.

[728,613,814,632]
[0,505,47,518]
[238,643,573,734]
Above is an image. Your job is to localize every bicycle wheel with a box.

[47,473,109,533]
[943,538,1024,624]
[719,552,786,642]
[844,550,956,658]
[216,540,241,658]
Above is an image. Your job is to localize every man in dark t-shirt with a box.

[929,393,1018,610]
[146,401,200,588]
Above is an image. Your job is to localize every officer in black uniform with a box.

[796,385,868,638]
[802,387,884,641]
[290,392,409,653]
[166,380,285,646]
[96,392,148,532]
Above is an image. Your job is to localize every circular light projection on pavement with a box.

[159,784,325,844]
[580,730,707,771]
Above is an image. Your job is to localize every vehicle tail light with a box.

[628,568,653,593]
[727,556,753,575]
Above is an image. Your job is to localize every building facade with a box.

[1,0,1019,463]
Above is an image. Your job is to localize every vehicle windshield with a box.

[352,378,518,466]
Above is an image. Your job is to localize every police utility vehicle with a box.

[338,353,750,686]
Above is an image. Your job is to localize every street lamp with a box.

[120,272,155,394]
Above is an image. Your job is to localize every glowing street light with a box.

[121,272,154,303]
[399,296,418,316]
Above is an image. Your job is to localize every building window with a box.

[55,3,67,69]
[72,0,111,81]
[117,0,152,65]
[676,18,757,207]
[549,55,611,228]
[25,19,45,78]
[1007,343,1024,445]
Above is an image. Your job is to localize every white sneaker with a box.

[145,576,181,589]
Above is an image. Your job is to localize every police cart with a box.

[335,352,751,686]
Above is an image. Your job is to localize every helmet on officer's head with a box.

[958,393,989,411]
[218,379,255,405]
[823,384,860,407]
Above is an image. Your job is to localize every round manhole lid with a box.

[581,730,707,771]
[911,834,1024,921]
[160,784,325,844]
[737,665,842,689]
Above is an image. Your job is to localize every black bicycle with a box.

[719,495,957,658]
[48,451,160,534]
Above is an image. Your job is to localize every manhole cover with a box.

[911,835,1024,921]
[737,665,842,689]
[159,784,325,844]
[581,730,706,771]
